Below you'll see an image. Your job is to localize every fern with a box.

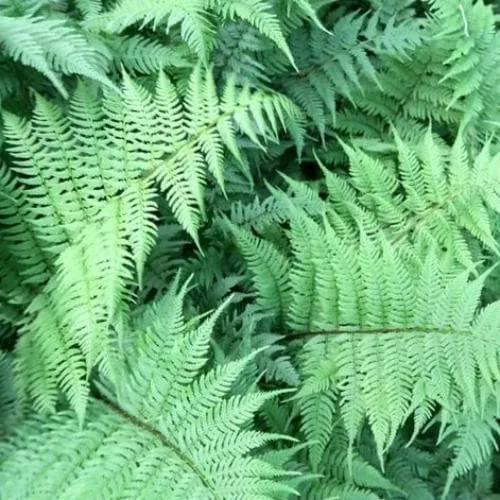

[87,0,305,66]
[439,406,500,498]
[334,0,500,147]
[236,128,500,481]
[272,9,424,140]
[2,67,303,418]
[1,0,500,496]
[0,14,113,98]
[108,34,192,74]
[331,129,500,267]
[0,282,293,499]
[232,226,291,319]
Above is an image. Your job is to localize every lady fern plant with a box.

[233,130,500,497]
[1,66,303,419]
[1,0,500,498]
[0,278,297,499]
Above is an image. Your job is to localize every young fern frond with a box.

[0,283,293,499]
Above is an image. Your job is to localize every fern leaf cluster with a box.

[1,0,500,497]
[0,282,291,499]
[1,66,303,418]
[234,128,500,496]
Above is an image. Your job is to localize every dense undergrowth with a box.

[1,0,500,498]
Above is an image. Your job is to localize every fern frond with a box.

[440,407,500,499]
[3,65,304,414]
[333,129,500,267]
[88,0,296,65]
[296,338,337,470]
[337,0,500,143]
[2,1,499,496]
[311,427,403,496]
[214,23,271,86]
[74,0,103,18]
[0,15,112,97]
[232,226,291,319]
[280,9,423,138]
[1,285,293,499]
[88,0,212,61]
[209,0,295,67]
[0,164,51,287]
[17,292,88,417]
[236,130,500,472]
[152,68,305,240]
[109,34,192,74]
[122,180,159,288]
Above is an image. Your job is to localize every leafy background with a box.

[0,0,500,498]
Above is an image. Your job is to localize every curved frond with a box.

[0,15,112,97]
[0,285,291,499]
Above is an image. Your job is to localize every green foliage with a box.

[1,0,500,498]
[0,281,294,499]
[235,131,500,490]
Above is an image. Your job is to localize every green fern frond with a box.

[430,0,499,123]
[296,337,337,470]
[293,231,500,467]
[236,130,500,474]
[336,0,500,143]
[0,15,113,97]
[87,0,212,61]
[213,23,271,86]
[121,180,159,288]
[3,103,89,254]
[15,201,139,419]
[88,0,298,66]
[332,129,500,267]
[440,407,500,499]
[209,0,296,68]
[17,292,88,417]
[4,62,302,414]
[0,164,51,287]
[109,34,192,74]
[153,68,305,240]
[232,226,291,319]
[1,284,293,499]
[313,427,403,496]
[279,9,423,138]
[362,9,425,58]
